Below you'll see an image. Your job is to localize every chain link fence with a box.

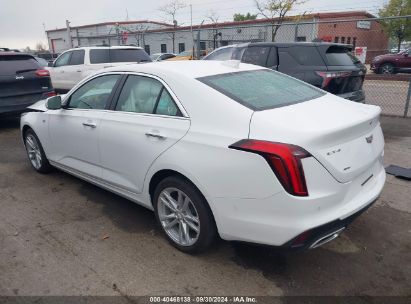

[72,15,411,117]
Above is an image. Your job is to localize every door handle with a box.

[82,122,97,128]
[145,132,166,139]
[76,70,82,72]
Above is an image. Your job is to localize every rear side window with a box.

[90,49,109,64]
[325,46,361,66]
[242,46,271,67]
[198,69,325,111]
[285,46,324,66]
[110,49,151,63]
[69,50,85,65]
[115,75,181,116]
[0,55,40,75]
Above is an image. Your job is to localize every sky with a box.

[0,0,387,49]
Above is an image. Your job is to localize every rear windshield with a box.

[325,46,361,66]
[0,55,40,75]
[90,49,151,64]
[198,69,325,111]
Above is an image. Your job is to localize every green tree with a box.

[233,13,258,21]
[255,0,306,41]
[379,0,411,52]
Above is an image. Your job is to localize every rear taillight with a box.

[35,69,50,77]
[315,71,351,88]
[229,139,311,196]
[46,91,56,97]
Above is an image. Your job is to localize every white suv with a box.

[47,46,151,91]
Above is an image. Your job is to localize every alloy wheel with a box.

[382,64,394,74]
[157,187,200,246]
[25,134,42,170]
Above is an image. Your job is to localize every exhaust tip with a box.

[309,227,346,249]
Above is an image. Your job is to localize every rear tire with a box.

[24,129,52,173]
[153,176,217,254]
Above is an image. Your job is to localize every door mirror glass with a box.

[46,95,62,110]
[48,61,54,67]
[404,52,409,57]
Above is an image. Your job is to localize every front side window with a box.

[198,69,325,111]
[68,74,120,109]
[115,75,180,116]
[54,52,71,67]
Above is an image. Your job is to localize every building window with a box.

[341,37,345,44]
[296,36,306,42]
[353,37,357,48]
[200,41,206,50]
[178,43,185,53]
[334,37,339,43]
[347,37,351,45]
[144,45,150,55]
[161,44,167,53]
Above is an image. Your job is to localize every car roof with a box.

[103,60,264,79]
[0,52,34,57]
[236,41,353,48]
[66,46,143,51]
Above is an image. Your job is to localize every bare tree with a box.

[206,10,221,49]
[159,0,187,53]
[35,42,47,52]
[255,0,306,41]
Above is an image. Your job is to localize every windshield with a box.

[325,46,361,65]
[198,69,325,111]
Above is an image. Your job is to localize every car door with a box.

[49,51,72,90]
[61,49,86,89]
[99,74,190,193]
[47,74,122,178]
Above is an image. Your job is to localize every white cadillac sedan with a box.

[21,60,385,253]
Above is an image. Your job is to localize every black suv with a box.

[204,42,366,102]
[0,52,55,116]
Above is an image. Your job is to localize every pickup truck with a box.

[47,46,151,92]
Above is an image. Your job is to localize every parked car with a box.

[371,48,411,74]
[167,50,207,61]
[0,52,55,116]
[21,61,385,253]
[204,42,367,102]
[150,53,176,61]
[47,46,151,92]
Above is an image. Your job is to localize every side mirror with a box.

[48,61,54,67]
[404,52,409,57]
[46,95,62,110]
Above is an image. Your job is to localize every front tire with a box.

[24,129,52,173]
[380,63,395,74]
[153,176,217,253]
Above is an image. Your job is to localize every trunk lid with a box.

[249,93,384,183]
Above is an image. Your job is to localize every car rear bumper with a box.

[211,157,385,249]
[0,92,53,115]
[337,90,365,103]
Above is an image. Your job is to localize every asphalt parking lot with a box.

[0,115,410,298]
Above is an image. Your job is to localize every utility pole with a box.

[66,20,73,48]
[190,4,194,57]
